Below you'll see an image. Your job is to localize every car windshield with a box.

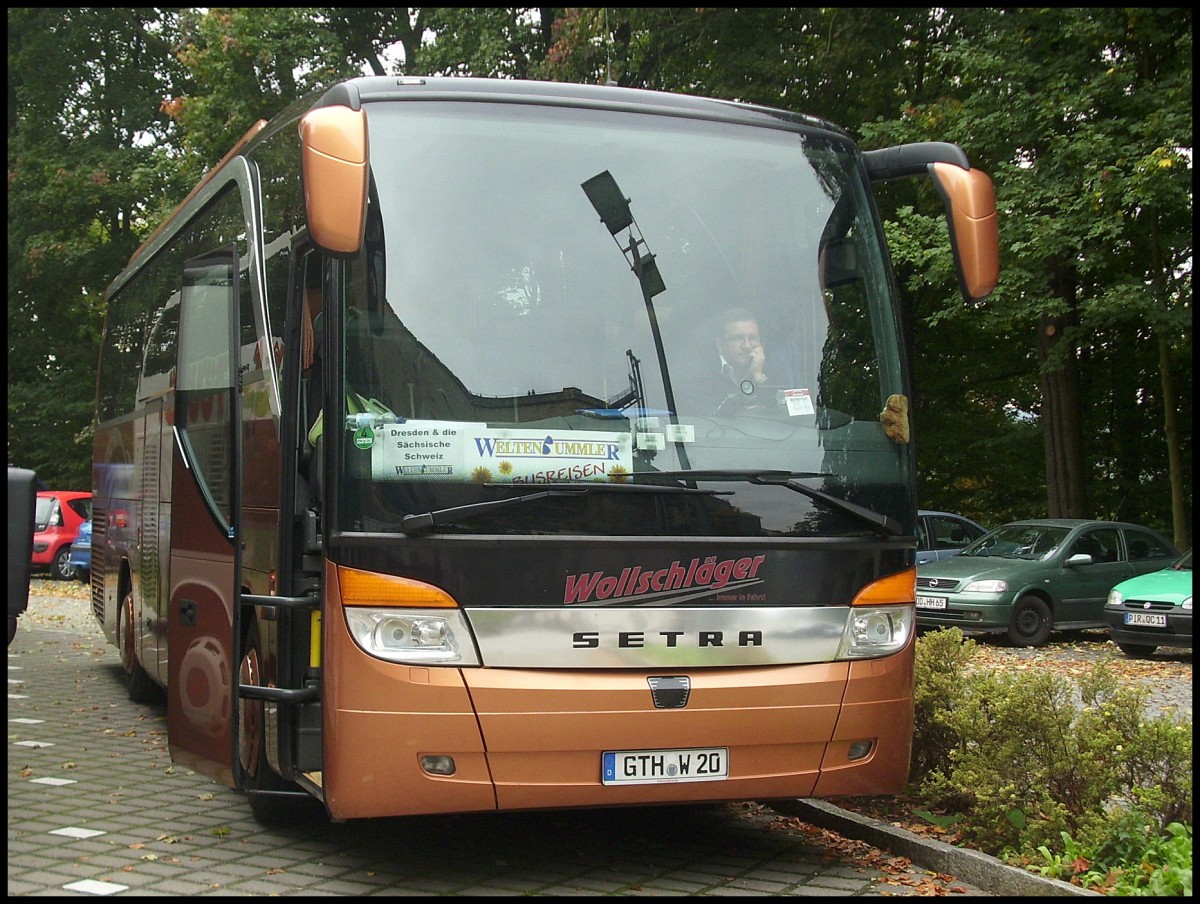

[1172,549,1192,571]
[961,524,1070,560]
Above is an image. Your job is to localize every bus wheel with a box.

[1006,595,1052,647]
[238,621,269,781]
[239,621,319,824]
[119,591,159,703]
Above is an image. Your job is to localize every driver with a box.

[710,307,768,400]
[715,307,768,391]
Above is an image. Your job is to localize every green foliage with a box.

[6,8,1193,536]
[911,626,978,779]
[862,7,1192,536]
[912,629,1192,890]
[1033,819,1192,896]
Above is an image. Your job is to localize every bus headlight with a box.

[344,608,480,666]
[836,605,913,659]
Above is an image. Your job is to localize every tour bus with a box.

[90,76,998,822]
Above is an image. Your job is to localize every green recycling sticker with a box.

[353,426,375,450]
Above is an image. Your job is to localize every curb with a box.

[771,799,1101,897]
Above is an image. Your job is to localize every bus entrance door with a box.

[166,248,243,786]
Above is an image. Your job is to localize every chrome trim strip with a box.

[464,606,848,669]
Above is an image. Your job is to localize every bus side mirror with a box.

[863,143,1000,304]
[929,162,999,302]
[300,106,368,257]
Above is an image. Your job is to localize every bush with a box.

[911,626,978,780]
[910,628,1192,882]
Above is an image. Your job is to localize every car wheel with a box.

[50,546,74,581]
[119,590,160,703]
[1007,595,1052,647]
[1116,641,1158,658]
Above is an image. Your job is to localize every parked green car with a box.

[916,519,1178,647]
[1104,549,1192,657]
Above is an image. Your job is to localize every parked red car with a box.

[32,491,92,580]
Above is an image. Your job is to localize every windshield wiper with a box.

[400,482,729,535]
[623,469,904,538]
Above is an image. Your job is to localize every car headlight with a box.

[963,579,1008,593]
[836,605,913,659]
[344,608,480,666]
[1107,588,1124,608]
[1183,597,1192,611]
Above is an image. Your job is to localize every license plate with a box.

[916,596,948,610]
[1124,611,1167,627]
[601,747,728,785]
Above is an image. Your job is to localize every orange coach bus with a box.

[90,76,998,822]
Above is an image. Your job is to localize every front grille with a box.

[917,576,962,591]
[1120,599,1177,611]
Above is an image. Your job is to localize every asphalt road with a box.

[9,580,1114,896]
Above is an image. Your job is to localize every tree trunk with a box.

[1038,313,1087,517]
[1157,331,1189,549]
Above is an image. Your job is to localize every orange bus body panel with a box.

[321,563,495,819]
[320,563,914,819]
[466,664,843,810]
[812,639,915,797]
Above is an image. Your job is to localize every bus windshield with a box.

[331,100,911,538]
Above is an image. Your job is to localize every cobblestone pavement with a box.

[12,580,1166,896]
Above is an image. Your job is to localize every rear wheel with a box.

[51,546,74,581]
[1116,641,1158,658]
[1007,595,1052,647]
[119,591,160,702]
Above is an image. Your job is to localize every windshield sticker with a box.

[368,420,634,483]
[665,423,695,443]
[781,388,816,416]
[636,432,665,451]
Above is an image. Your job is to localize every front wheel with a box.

[1116,641,1158,658]
[238,620,321,824]
[1007,595,1052,647]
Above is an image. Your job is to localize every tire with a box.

[1007,595,1053,647]
[238,621,321,824]
[119,590,161,703]
[1116,641,1158,658]
[50,546,74,581]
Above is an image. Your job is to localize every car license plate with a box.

[1124,611,1167,628]
[601,747,728,785]
[916,595,948,610]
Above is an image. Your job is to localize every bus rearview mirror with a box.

[300,106,369,257]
